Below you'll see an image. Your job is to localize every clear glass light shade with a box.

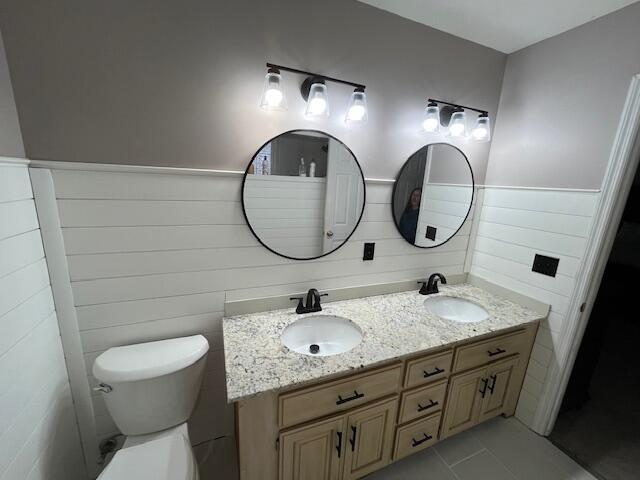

[422,104,440,133]
[260,71,286,110]
[471,115,491,142]
[448,110,467,138]
[345,90,368,123]
[305,83,330,117]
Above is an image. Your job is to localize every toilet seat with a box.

[98,430,198,480]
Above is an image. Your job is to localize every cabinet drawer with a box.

[404,349,452,389]
[278,363,402,429]
[398,379,447,424]
[453,329,527,372]
[393,412,441,461]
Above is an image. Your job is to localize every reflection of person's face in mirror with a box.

[410,188,422,210]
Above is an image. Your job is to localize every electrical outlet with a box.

[363,242,375,261]
[532,254,559,277]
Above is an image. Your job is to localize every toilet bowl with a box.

[93,335,209,480]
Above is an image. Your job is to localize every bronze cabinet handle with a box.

[336,431,342,457]
[423,366,445,378]
[411,433,433,447]
[417,399,439,412]
[488,374,497,394]
[349,426,357,451]
[479,378,489,398]
[336,390,364,405]
[487,347,506,357]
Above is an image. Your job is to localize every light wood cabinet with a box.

[393,412,441,461]
[397,379,447,424]
[453,329,527,372]
[403,350,453,389]
[441,355,520,438]
[342,398,397,479]
[279,397,397,480]
[279,416,345,480]
[478,356,519,423]
[236,322,539,480]
[440,366,487,438]
[279,363,402,429]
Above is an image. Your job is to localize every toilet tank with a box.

[93,335,209,436]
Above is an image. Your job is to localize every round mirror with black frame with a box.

[392,143,474,248]
[242,130,366,260]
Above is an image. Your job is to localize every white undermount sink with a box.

[281,315,363,357]
[424,296,489,323]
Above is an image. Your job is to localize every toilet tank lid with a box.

[93,335,209,383]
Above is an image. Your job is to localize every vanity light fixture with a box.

[448,108,467,138]
[471,113,491,142]
[422,101,440,133]
[345,88,368,124]
[424,98,490,141]
[304,81,330,118]
[261,63,367,122]
[260,68,287,110]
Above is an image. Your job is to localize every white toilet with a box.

[92,335,210,480]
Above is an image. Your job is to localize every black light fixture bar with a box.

[267,63,366,91]
[428,98,488,116]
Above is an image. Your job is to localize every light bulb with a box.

[264,88,283,107]
[448,110,467,138]
[422,102,440,133]
[471,114,491,142]
[423,118,438,131]
[260,69,286,111]
[345,88,368,124]
[348,105,366,120]
[305,82,330,117]
[308,97,327,115]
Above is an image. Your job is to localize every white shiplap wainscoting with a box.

[469,186,600,430]
[416,184,474,247]
[33,164,476,468]
[0,160,85,480]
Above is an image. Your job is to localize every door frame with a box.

[535,74,640,434]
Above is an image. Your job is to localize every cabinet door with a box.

[279,416,345,480]
[479,355,519,422]
[342,397,397,480]
[440,366,487,439]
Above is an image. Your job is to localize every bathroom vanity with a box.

[223,283,546,480]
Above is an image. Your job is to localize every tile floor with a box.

[196,417,597,480]
[367,417,597,480]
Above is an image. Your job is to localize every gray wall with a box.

[0,0,505,182]
[486,2,640,189]
[0,29,24,157]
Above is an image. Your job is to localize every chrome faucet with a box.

[290,288,328,314]
[418,273,447,295]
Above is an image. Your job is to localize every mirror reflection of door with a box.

[243,130,365,260]
[323,139,365,254]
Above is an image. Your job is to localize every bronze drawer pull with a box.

[336,390,365,405]
[479,378,489,398]
[417,399,439,412]
[411,433,433,447]
[488,374,497,394]
[349,426,357,451]
[487,347,506,357]
[423,366,445,378]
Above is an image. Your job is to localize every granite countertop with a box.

[223,283,544,403]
